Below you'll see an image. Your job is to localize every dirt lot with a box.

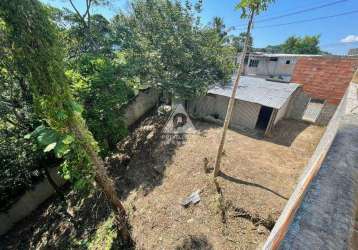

[123,119,325,249]
[0,116,325,250]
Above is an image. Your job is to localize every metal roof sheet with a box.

[208,76,300,109]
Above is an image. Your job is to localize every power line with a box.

[236,10,358,31]
[258,0,340,17]
[234,0,350,29]
[255,0,349,23]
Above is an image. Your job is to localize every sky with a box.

[41,0,358,55]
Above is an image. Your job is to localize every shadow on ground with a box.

[0,115,308,249]
[265,119,311,146]
[193,118,311,147]
[107,113,186,200]
[0,112,185,250]
[0,187,112,249]
[175,235,213,250]
[219,171,288,200]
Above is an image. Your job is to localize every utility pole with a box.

[213,7,256,177]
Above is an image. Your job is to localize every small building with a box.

[237,53,321,81]
[189,76,300,134]
[348,48,358,56]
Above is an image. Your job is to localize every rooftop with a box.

[208,76,300,109]
[248,52,322,58]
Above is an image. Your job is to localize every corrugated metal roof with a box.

[239,52,322,58]
[254,53,322,58]
[208,76,300,109]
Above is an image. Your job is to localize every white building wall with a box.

[243,55,300,80]
[189,95,261,130]
[231,100,261,129]
[274,97,290,125]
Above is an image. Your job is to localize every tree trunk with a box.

[213,8,255,177]
[70,122,131,242]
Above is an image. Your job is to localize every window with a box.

[249,59,259,67]
[286,60,291,64]
[269,57,278,62]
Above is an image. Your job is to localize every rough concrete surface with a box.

[279,115,358,250]
[0,167,65,235]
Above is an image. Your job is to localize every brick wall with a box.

[291,57,358,104]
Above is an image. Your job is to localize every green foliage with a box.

[282,35,321,55]
[0,0,103,189]
[229,32,253,52]
[67,54,134,153]
[0,10,50,208]
[236,0,275,17]
[254,35,324,55]
[87,215,117,250]
[212,17,228,39]
[0,126,45,210]
[112,0,235,99]
[62,11,113,58]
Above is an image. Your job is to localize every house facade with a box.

[237,52,321,81]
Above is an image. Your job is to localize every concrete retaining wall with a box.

[0,167,65,235]
[122,88,160,126]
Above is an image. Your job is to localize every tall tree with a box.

[112,0,235,100]
[212,16,227,39]
[0,0,131,242]
[230,32,253,52]
[64,0,110,54]
[213,0,275,177]
[282,35,321,54]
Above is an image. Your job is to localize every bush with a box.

[67,54,135,155]
[0,127,45,211]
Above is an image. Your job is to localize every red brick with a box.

[291,57,358,104]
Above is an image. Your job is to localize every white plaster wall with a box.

[274,97,290,125]
[189,95,261,129]
[245,56,298,79]
[231,100,261,129]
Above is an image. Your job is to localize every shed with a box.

[189,76,300,134]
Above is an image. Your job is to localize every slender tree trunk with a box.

[213,8,256,177]
[70,122,131,242]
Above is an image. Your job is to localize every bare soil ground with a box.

[123,119,325,249]
[0,116,324,250]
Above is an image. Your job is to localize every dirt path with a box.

[124,119,325,250]
[0,118,324,250]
